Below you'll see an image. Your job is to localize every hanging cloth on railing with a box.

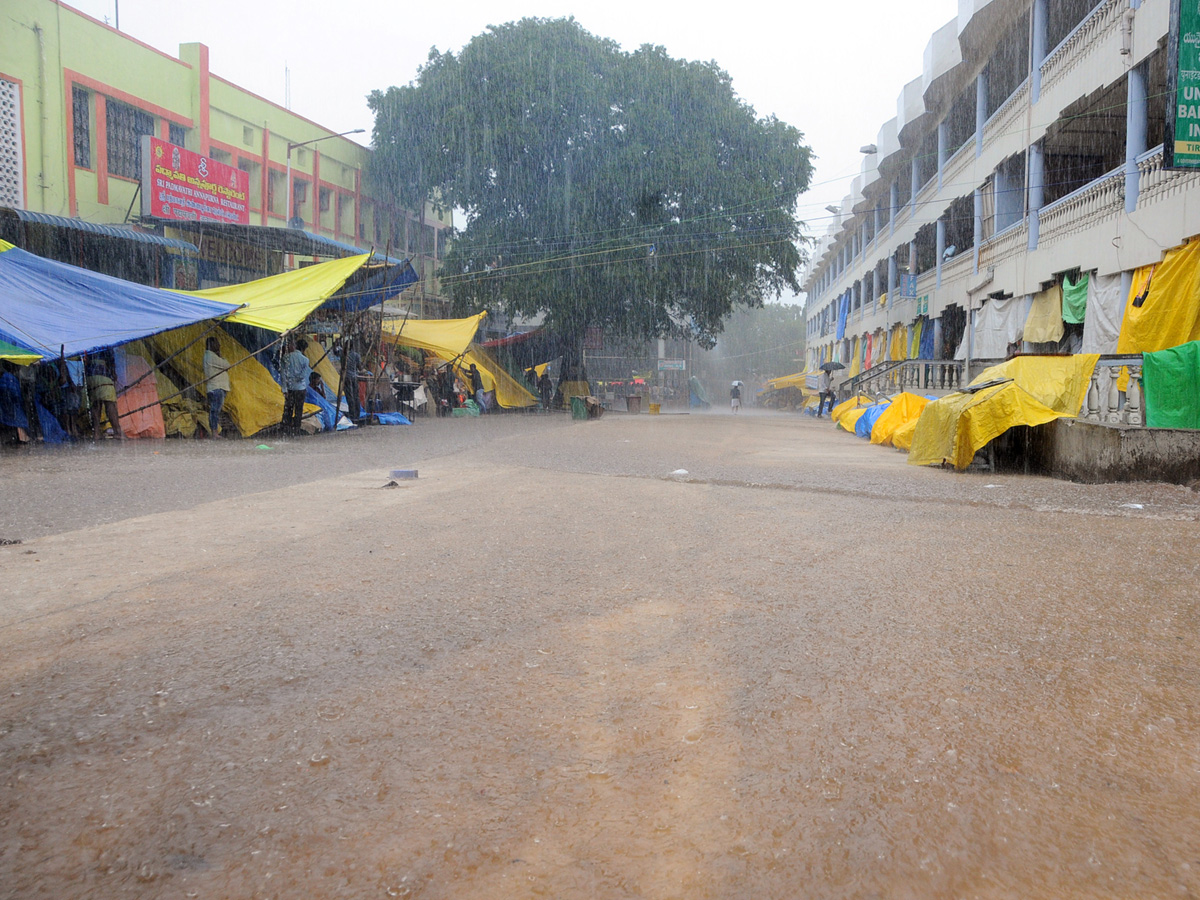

[1024,284,1065,344]
[1081,271,1123,354]
[1062,273,1089,325]
[1118,240,1200,353]
[1142,340,1200,428]
[919,318,936,358]
[836,292,850,340]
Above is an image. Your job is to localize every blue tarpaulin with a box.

[0,244,239,357]
[855,402,891,438]
[836,292,850,341]
[919,317,936,358]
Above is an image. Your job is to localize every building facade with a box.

[1,0,449,305]
[803,0,1196,373]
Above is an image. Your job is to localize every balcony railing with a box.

[1039,0,1129,96]
[1136,144,1200,210]
[1037,164,1124,245]
[847,359,965,397]
[942,139,976,194]
[1083,356,1144,427]
[978,219,1029,270]
[983,77,1030,149]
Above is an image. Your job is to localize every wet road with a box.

[2,411,1198,899]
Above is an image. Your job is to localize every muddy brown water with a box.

[2,411,1198,898]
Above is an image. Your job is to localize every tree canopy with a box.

[368,17,813,347]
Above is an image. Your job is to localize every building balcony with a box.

[1038,163,1124,247]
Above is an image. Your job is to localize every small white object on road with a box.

[1119,503,1144,509]
[670,469,689,477]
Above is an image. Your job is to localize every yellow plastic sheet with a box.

[891,416,920,452]
[889,325,907,361]
[838,407,868,433]
[1024,284,1065,343]
[907,381,1063,469]
[381,312,487,359]
[304,343,341,399]
[869,392,931,446]
[430,344,536,409]
[848,336,862,378]
[766,371,811,391]
[969,354,1099,415]
[0,238,13,252]
[133,326,283,436]
[909,320,923,358]
[830,394,873,424]
[1118,240,1200,354]
[181,254,371,332]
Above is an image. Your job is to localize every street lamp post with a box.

[285,128,365,229]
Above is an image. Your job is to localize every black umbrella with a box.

[819,361,846,372]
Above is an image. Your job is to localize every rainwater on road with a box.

[2,410,1198,899]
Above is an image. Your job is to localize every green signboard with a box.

[1167,0,1200,169]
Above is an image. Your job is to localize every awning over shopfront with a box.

[2,207,199,252]
[381,312,487,359]
[0,239,239,357]
[148,219,381,259]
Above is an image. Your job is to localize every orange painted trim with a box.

[65,70,192,126]
[159,119,170,139]
[95,93,108,206]
[260,128,270,225]
[63,77,78,215]
[207,137,242,162]
[56,1,195,67]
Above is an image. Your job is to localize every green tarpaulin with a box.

[1062,273,1088,325]
[1142,341,1200,429]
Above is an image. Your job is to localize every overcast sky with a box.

[72,0,958,296]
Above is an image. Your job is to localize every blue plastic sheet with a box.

[0,245,239,357]
[371,411,411,426]
[855,402,891,438]
[836,292,850,340]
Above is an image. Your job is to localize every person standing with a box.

[86,354,123,440]
[817,368,833,418]
[282,338,311,435]
[203,337,232,439]
[469,362,486,413]
[730,382,742,414]
[538,370,553,411]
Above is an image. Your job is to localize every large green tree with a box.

[368,17,813,348]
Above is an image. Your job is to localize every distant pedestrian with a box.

[86,354,123,440]
[538,371,553,411]
[342,338,362,420]
[731,382,742,413]
[282,338,311,435]
[817,369,833,418]
[202,336,231,439]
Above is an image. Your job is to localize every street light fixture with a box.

[285,128,366,228]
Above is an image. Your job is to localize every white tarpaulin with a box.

[957,295,1029,359]
[1081,271,1124,354]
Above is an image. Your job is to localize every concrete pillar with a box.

[873,266,881,310]
[973,186,983,274]
[909,241,917,277]
[889,181,899,236]
[873,204,881,245]
[1125,61,1148,214]
[976,70,989,158]
[911,156,921,207]
[1028,139,1044,250]
[1031,0,1048,103]
[937,122,948,190]
[888,254,898,307]
[936,218,946,288]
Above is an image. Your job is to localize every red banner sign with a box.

[140,136,250,225]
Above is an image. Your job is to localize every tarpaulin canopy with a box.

[429,344,536,409]
[869,392,931,446]
[182,254,373,333]
[838,407,868,433]
[891,416,920,452]
[764,371,811,391]
[1142,340,1200,429]
[381,312,487,359]
[0,238,240,358]
[130,325,283,437]
[908,355,1099,470]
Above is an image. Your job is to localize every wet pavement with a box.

[2,410,1198,898]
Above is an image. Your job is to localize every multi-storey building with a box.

[0,0,449,308]
[803,0,1195,375]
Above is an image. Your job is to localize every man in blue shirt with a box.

[282,338,311,435]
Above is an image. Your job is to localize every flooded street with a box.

[2,411,1198,899]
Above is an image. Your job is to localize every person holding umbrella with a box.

[817,361,844,417]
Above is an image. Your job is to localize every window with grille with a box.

[72,86,91,168]
[0,79,24,208]
[169,122,187,148]
[106,99,155,179]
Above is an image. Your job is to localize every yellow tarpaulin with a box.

[891,416,920,452]
[430,344,536,409]
[889,325,907,361]
[381,312,487,359]
[132,325,283,437]
[766,371,811,391]
[970,354,1099,414]
[869,392,931,446]
[830,394,873,424]
[909,320,923,358]
[838,407,868,433]
[1118,240,1200,354]
[1024,284,1065,344]
[181,254,372,333]
[305,343,341,399]
[907,381,1063,469]
[848,336,862,377]
[908,355,1099,470]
